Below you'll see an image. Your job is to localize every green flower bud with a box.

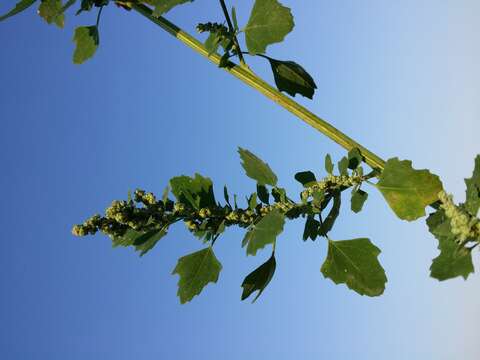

[199,208,212,219]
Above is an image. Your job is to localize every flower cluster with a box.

[301,174,363,203]
[438,191,480,244]
[72,171,365,243]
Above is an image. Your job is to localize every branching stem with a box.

[130,3,386,171]
[218,0,246,66]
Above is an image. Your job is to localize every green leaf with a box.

[351,189,368,213]
[204,33,220,55]
[172,247,222,304]
[271,187,286,203]
[223,185,231,207]
[241,253,276,302]
[152,0,193,17]
[111,228,167,256]
[244,0,294,55]
[319,191,341,236]
[338,157,349,176]
[464,155,480,216]
[256,184,269,204]
[427,210,474,281]
[170,173,216,210]
[248,193,257,210]
[231,6,239,32]
[348,148,363,170]
[376,158,443,221]
[268,58,317,99]
[303,215,319,241]
[294,171,316,187]
[321,238,387,296]
[72,25,99,64]
[238,147,278,186]
[38,0,64,28]
[325,154,334,174]
[0,0,37,22]
[244,209,285,256]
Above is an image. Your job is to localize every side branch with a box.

[130,3,386,171]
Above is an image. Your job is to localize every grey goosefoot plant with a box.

[3,0,479,304]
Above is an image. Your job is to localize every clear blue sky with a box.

[0,1,479,359]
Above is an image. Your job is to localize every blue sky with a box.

[0,0,479,359]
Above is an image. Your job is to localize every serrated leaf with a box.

[72,25,99,64]
[170,173,216,209]
[338,157,349,176]
[427,210,474,281]
[244,209,285,256]
[325,154,334,174]
[172,247,222,304]
[351,189,368,213]
[348,148,363,170]
[0,0,37,22]
[244,0,294,55]
[256,184,269,204]
[303,215,319,241]
[294,171,316,187]
[241,253,276,302]
[152,0,193,17]
[238,147,278,186]
[268,58,317,99]
[38,0,64,28]
[465,155,480,216]
[111,228,167,256]
[376,158,443,221]
[321,238,387,296]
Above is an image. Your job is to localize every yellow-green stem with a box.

[131,3,386,171]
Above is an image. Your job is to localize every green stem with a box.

[130,3,386,171]
[218,0,246,66]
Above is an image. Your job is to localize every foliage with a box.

[2,0,479,304]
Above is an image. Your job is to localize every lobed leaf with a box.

[151,0,193,17]
[427,210,474,281]
[172,247,222,304]
[38,0,65,28]
[73,25,99,64]
[376,158,443,221]
[243,209,285,256]
[321,238,387,296]
[170,173,216,209]
[241,253,276,302]
[244,0,294,55]
[238,147,278,186]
